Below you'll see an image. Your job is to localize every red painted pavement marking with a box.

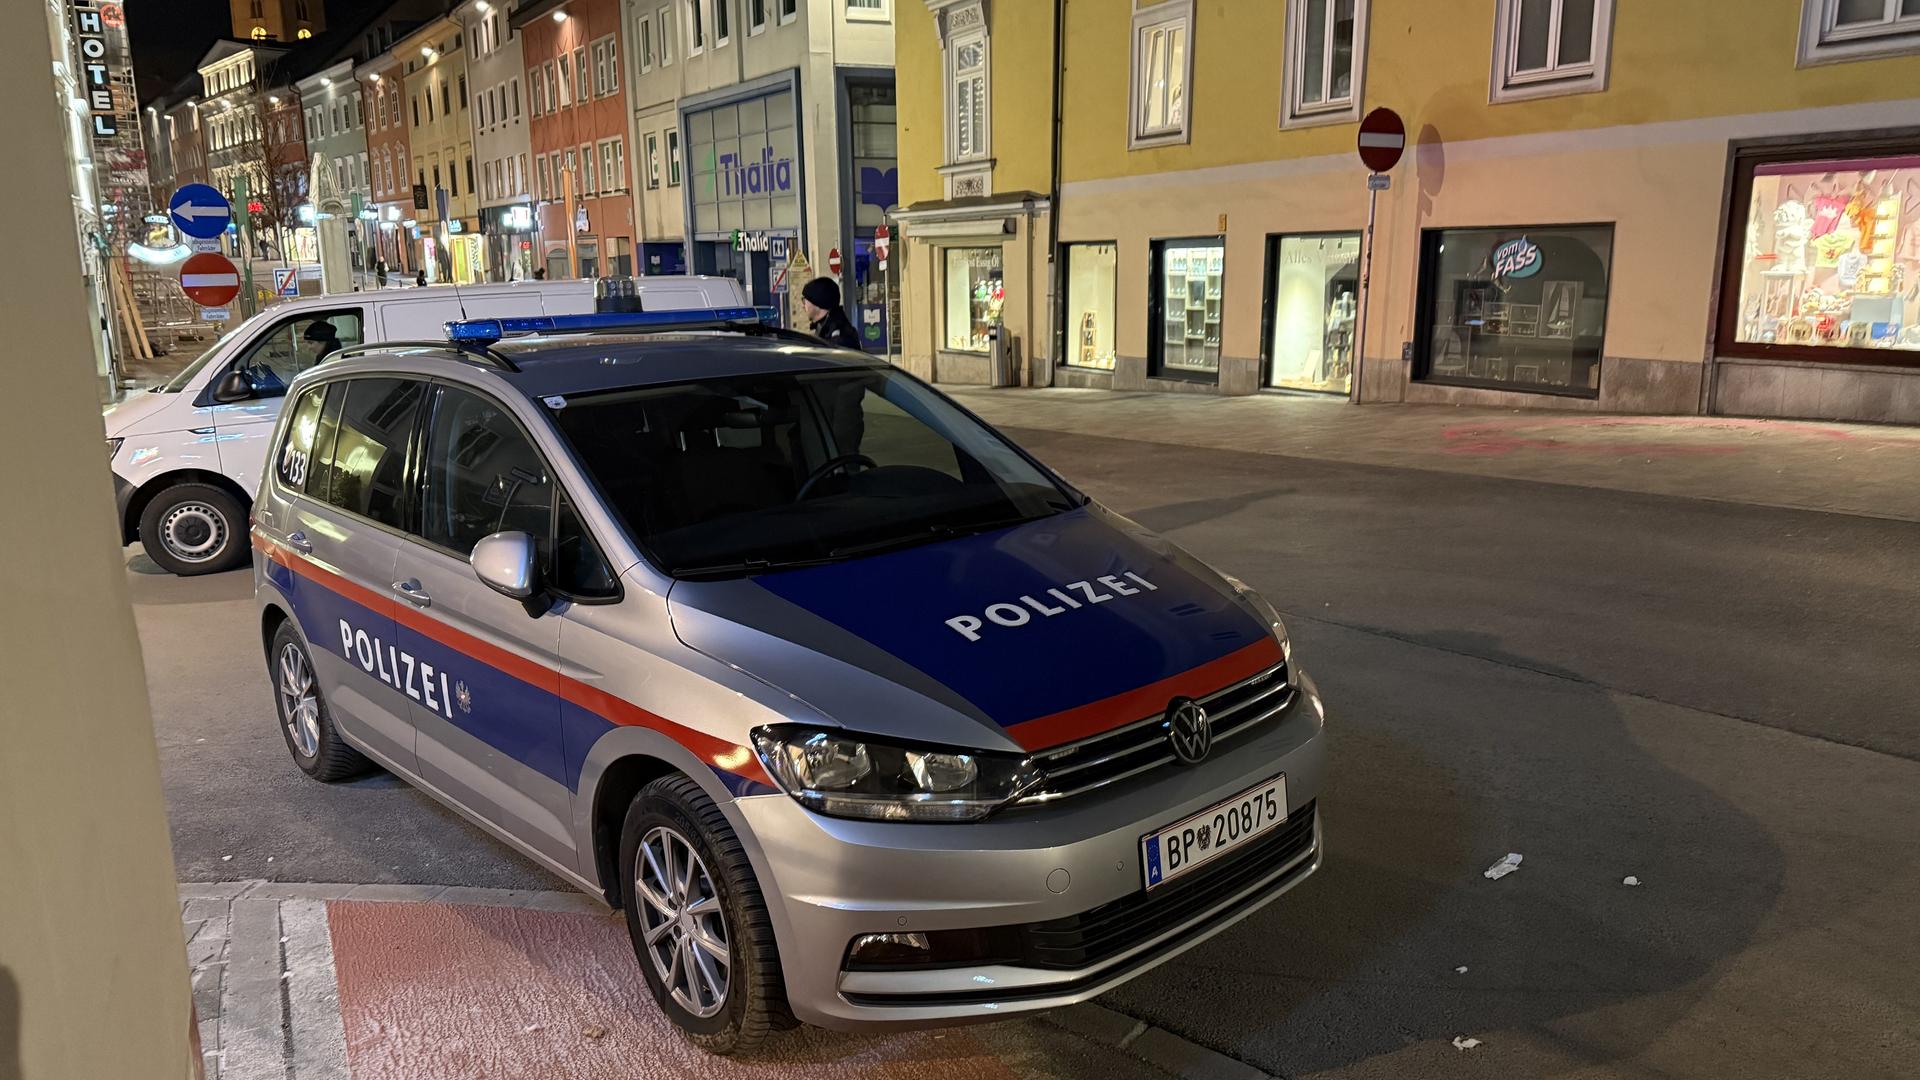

[327,900,1020,1080]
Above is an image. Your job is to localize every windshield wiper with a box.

[667,554,841,578]
[824,511,1052,560]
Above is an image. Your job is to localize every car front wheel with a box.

[139,482,248,576]
[618,774,794,1053]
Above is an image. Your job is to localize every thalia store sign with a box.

[719,146,795,197]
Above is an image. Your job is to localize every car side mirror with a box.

[471,530,538,600]
[212,370,254,403]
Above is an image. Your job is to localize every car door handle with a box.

[390,579,431,608]
[285,530,314,555]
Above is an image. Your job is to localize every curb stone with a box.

[181,883,1274,1079]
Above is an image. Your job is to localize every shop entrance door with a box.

[1263,232,1361,394]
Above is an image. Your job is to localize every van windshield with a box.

[157,320,258,392]
[550,369,1078,577]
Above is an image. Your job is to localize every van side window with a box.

[313,378,426,530]
[233,310,365,397]
[418,387,552,555]
[276,385,329,492]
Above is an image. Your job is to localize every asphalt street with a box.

[133,426,1920,1079]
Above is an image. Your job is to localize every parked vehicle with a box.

[251,309,1327,1052]
[104,276,750,575]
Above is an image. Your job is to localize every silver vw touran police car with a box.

[251,309,1326,1052]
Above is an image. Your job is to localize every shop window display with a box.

[944,247,1004,352]
[1733,155,1920,355]
[1265,233,1360,393]
[1416,224,1612,396]
[1153,238,1224,376]
[1063,242,1118,370]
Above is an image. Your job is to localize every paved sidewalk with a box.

[178,882,1233,1080]
[950,388,1920,522]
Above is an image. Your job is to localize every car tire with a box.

[618,774,796,1053]
[269,620,369,782]
[139,482,248,576]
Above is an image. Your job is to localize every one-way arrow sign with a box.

[170,183,232,239]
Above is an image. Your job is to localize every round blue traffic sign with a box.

[169,183,232,239]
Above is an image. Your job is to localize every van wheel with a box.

[618,775,795,1053]
[270,621,369,781]
[140,483,247,576]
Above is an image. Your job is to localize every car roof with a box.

[491,333,888,397]
[325,332,888,399]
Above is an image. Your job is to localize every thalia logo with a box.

[720,146,795,197]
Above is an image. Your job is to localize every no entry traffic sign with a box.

[1356,107,1406,174]
[179,252,240,308]
[828,247,842,275]
[170,183,232,240]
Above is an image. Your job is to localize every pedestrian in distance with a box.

[374,260,388,288]
[801,277,862,351]
[415,269,428,287]
[533,267,547,280]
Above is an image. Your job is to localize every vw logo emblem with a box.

[1166,698,1212,765]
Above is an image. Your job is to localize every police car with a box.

[251,309,1327,1052]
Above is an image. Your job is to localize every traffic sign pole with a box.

[237,174,256,318]
[1351,107,1407,405]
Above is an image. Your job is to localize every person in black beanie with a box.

[801,276,863,350]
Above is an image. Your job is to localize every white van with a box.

[105,276,751,575]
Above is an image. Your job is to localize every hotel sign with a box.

[72,1,117,136]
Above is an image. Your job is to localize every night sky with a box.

[129,0,395,104]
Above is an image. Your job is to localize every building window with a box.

[465,156,475,197]
[1263,232,1360,393]
[950,29,988,162]
[667,128,681,185]
[689,0,706,53]
[1721,146,1920,364]
[575,47,589,100]
[660,6,676,63]
[847,0,888,19]
[556,58,572,106]
[458,75,468,110]
[944,247,1004,353]
[715,0,732,44]
[780,0,798,22]
[530,66,546,114]
[537,155,550,200]
[598,139,619,191]
[1130,0,1191,147]
[1415,224,1613,396]
[1282,0,1367,129]
[1062,242,1119,370]
[640,16,656,70]
[749,0,767,32]
[646,132,661,188]
[412,95,421,126]
[1490,0,1614,103]
[593,36,619,95]
[442,80,451,116]
[1798,0,1920,64]
[1151,237,1224,378]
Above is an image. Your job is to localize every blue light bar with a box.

[445,307,764,345]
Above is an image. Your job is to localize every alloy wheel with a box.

[634,825,731,1018]
[278,642,321,758]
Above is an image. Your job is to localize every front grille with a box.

[840,801,1319,1007]
[1016,662,1294,806]
[1019,800,1317,969]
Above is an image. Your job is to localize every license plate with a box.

[1140,775,1287,890]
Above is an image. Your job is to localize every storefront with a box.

[684,82,803,308]
[641,242,686,275]
[845,79,899,352]
[1061,242,1118,370]
[1413,224,1615,398]
[446,220,486,284]
[483,203,537,281]
[1720,145,1920,362]
[942,246,1004,353]
[1150,237,1227,381]
[1262,232,1359,394]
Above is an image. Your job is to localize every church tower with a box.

[230,0,325,42]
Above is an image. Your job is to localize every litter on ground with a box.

[1483,853,1523,880]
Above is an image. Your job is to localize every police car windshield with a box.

[551,369,1078,578]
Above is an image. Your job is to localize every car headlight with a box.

[106,437,124,461]
[750,725,1043,823]
[1221,572,1291,666]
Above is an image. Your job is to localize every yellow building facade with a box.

[896,0,1920,422]
[399,16,484,283]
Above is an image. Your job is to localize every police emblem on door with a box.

[1166,698,1212,765]
[455,681,472,714]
